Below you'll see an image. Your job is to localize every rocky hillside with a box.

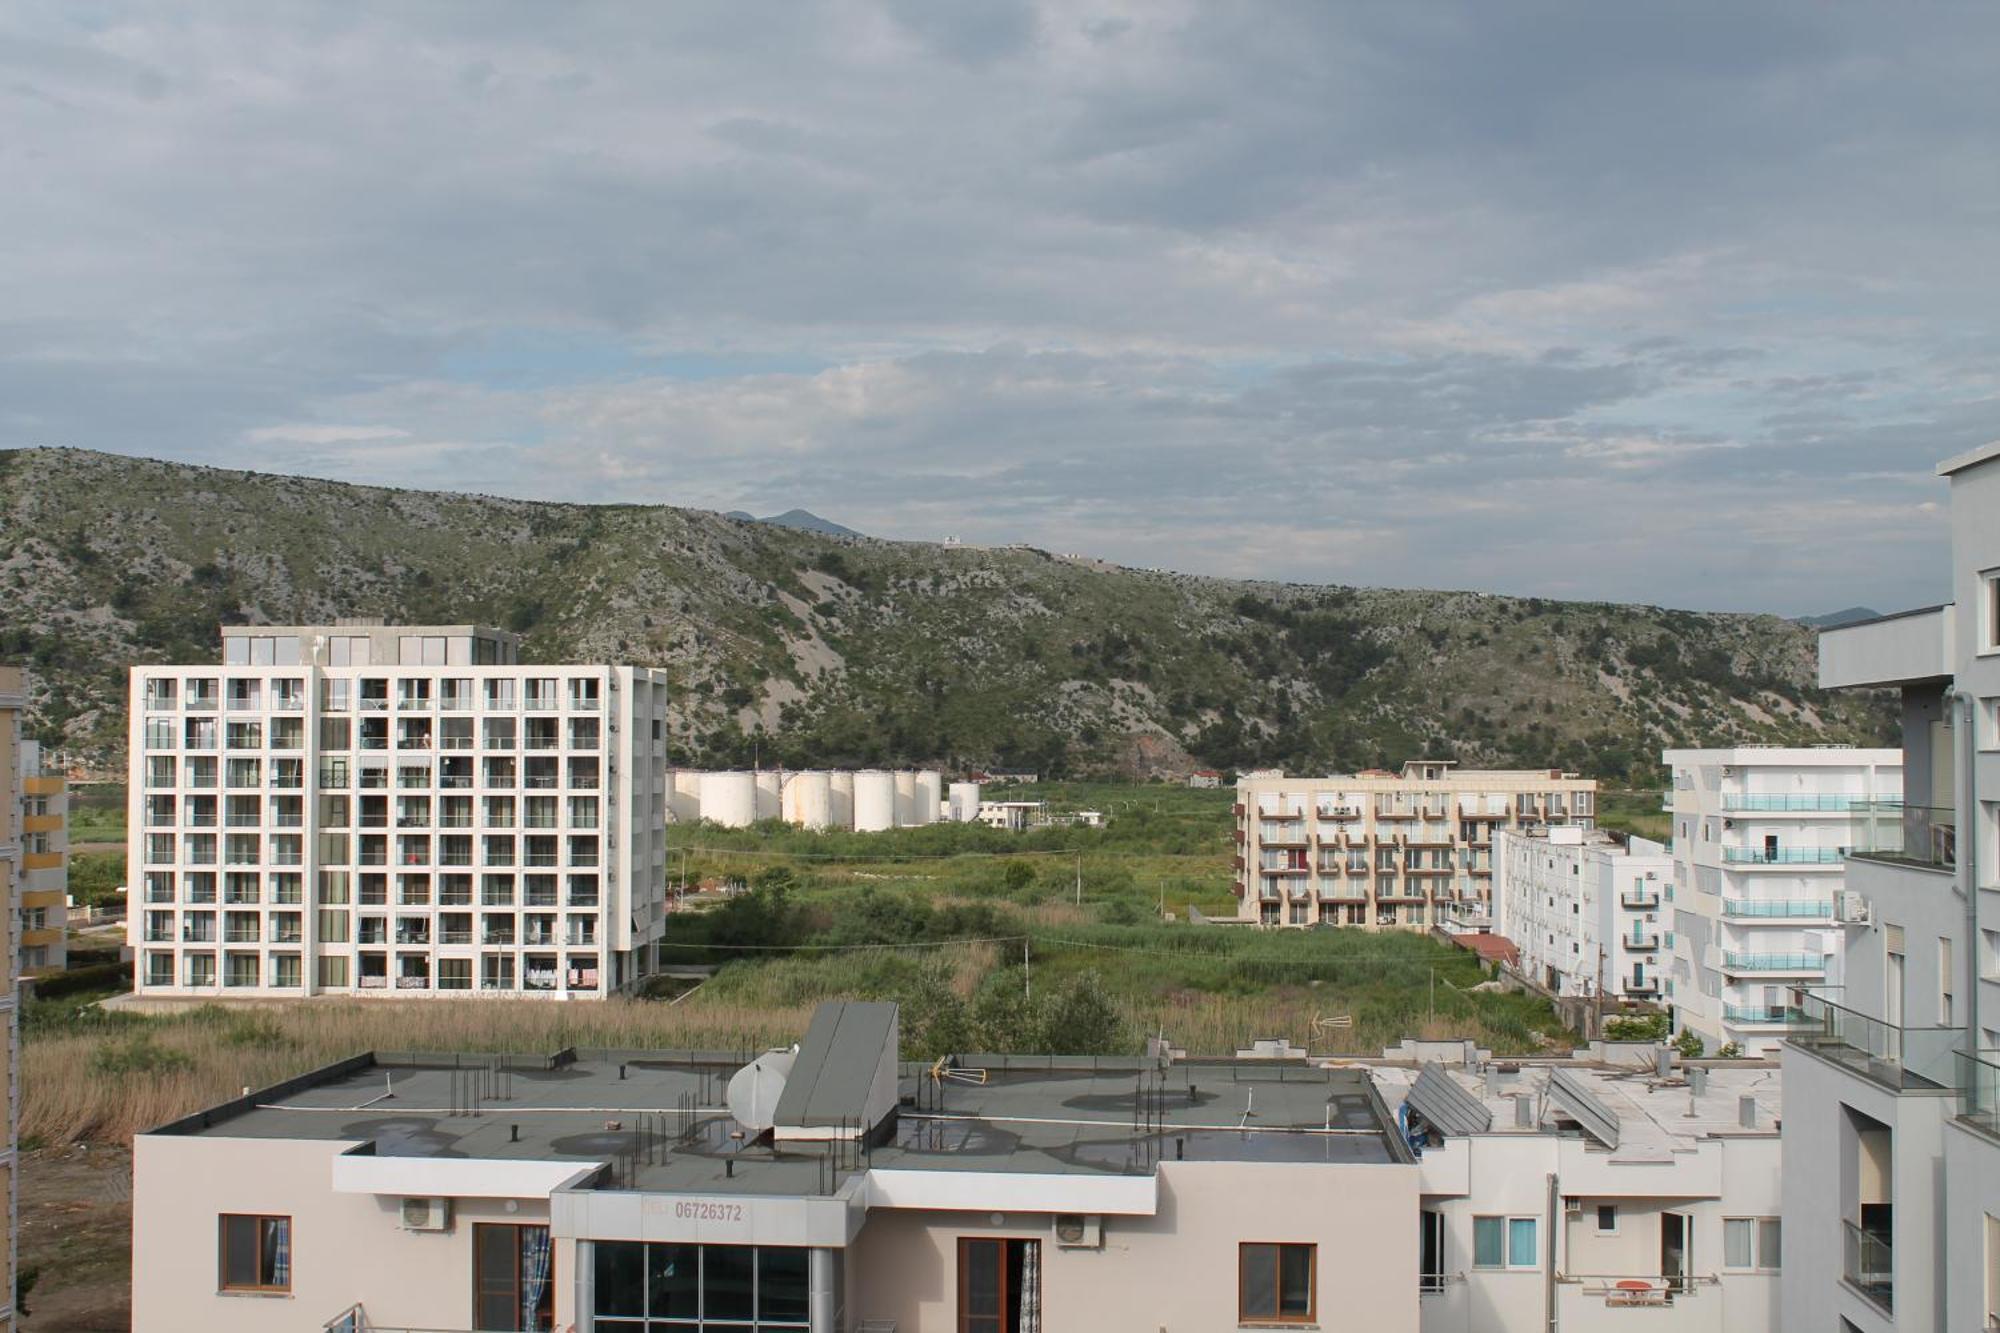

[0,448,1891,780]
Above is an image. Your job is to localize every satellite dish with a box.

[726,1048,796,1134]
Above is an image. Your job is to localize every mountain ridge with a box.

[0,447,1893,779]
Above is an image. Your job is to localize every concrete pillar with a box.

[810,1246,840,1332]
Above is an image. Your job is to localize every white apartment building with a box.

[1379,1054,1784,1333]
[1234,761,1597,930]
[1783,439,2000,1333]
[133,1000,1426,1333]
[1663,746,1901,1054]
[126,623,670,999]
[1494,827,1673,1003]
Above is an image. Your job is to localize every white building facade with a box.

[127,623,670,999]
[1662,746,1901,1054]
[1235,761,1597,930]
[1783,439,2000,1333]
[1495,827,1673,1003]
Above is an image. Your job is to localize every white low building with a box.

[1377,1055,1784,1333]
[1494,827,1673,1003]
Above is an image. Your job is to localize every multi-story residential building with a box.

[1783,439,2000,1333]
[15,738,67,976]
[126,622,670,1000]
[1494,827,1673,1004]
[1233,761,1597,930]
[0,667,25,1333]
[1379,1055,1784,1332]
[133,999,1426,1333]
[1662,746,1902,1055]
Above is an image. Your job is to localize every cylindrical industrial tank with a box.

[893,770,918,827]
[786,771,833,830]
[667,769,704,824]
[853,770,896,833]
[914,770,943,826]
[754,770,781,822]
[948,781,982,823]
[828,771,855,830]
[700,770,756,829]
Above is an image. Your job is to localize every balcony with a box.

[1622,933,1660,952]
[1848,801,1956,872]
[1555,1275,1718,1324]
[1958,1051,2000,1138]
[1721,898,1832,920]
[1842,1219,1893,1314]
[1721,952,1823,975]
[1723,1004,1807,1026]
[1622,976,1660,995]
[1789,990,1963,1090]
[1619,890,1661,910]
[1720,793,1862,812]
[1722,846,1846,866]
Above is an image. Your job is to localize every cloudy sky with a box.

[5,3,1996,614]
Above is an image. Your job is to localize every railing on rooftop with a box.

[1721,794,1863,812]
[1842,1219,1893,1314]
[1848,801,1956,871]
[1957,1050,2000,1137]
[1790,990,1963,1091]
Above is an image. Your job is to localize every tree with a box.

[1035,971,1122,1055]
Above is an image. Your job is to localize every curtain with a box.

[265,1217,291,1289]
[521,1226,553,1332]
[1018,1241,1041,1333]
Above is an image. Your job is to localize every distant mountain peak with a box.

[728,507,862,538]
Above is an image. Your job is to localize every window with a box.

[594,1241,810,1331]
[1420,1211,1445,1293]
[1596,1204,1618,1234]
[1723,1217,1781,1270]
[1238,1242,1314,1325]
[475,1224,555,1332]
[1473,1216,1536,1269]
[961,1237,1042,1333]
[1942,937,1956,1025]
[1985,571,2000,654]
[219,1214,291,1292]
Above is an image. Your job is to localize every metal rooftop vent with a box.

[1406,1063,1492,1137]
[1548,1068,1621,1149]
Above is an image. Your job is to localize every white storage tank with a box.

[754,770,781,822]
[914,770,943,826]
[786,771,833,831]
[853,770,896,832]
[948,781,982,823]
[700,770,756,829]
[893,770,918,827]
[667,769,704,824]
[829,771,855,829]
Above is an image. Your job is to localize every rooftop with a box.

[1370,1058,1781,1163]
[148,1046,1410,1197]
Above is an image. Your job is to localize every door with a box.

[1886,950,1905,1028]
[1661,1213,1692,1294]
[474,1224,554,1332]
[1763,834,1779,862]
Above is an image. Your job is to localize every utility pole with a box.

[1428,967,1435,1028]
[1074,851,1083,908]
[1023,938,1031,1002]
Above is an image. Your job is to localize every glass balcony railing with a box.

[1722,846,1846,865]
[1722,952,1824,973]
[1722,898,1833,919]
[1721,794,1864,811]
[1723,1004,1808,1025]
[1790,990,1963,1090]
[1848,801,1956,870]
[1842,1219,1893,1313]
[1957,1051,2000,1137]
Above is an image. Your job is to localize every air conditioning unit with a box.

[401,1198,452,1232]
[1644,871,1658,881]
[1563,1199,1584,1219]
[1053,1214,1102,1249]
[1835,891,1872,925]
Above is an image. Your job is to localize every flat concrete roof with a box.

[148,1049,1409,1197]
[1937,439,2000,476]
[1370,1060,1781,1163]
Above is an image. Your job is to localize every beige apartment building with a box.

[0,668,24,1333]
[1233,761,1598,929]
[15,738,67,977]
[134,1000,1423,1333]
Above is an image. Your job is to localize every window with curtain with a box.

[1473,1216,1537,1269]
[218,1214,290,1292]
[475,1223,554,1332]
[960,1237,1042,1333]
[1724,1217,1782,1270]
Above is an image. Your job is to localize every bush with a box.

[1672,1028,1705,1059]
[1715,1041,1744,1059]
[32,961,132,1000]
[90,1034,194,1076]
[1035,972,1121,1055]
[1603,1013,1668,1042]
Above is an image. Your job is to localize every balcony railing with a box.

[1849,801,1956,871]
[1722,846,1845,865]
[1721,793,1862,812]
[1790,990,1963,1090]
[1722,898,1832,920]
[1722,952,1824,973]
[1723,1004,1808,1025]
[1958,1051,2000,1137]
[1842,1219,1893,1313]
[1619,891,1661,909]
